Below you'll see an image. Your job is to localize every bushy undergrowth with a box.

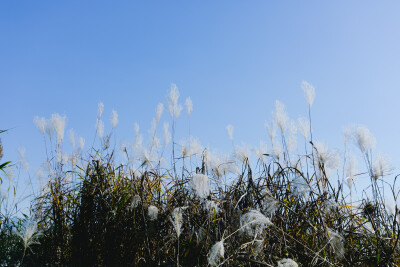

[2,83,400,266]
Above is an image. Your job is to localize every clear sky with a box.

[2,1,400,192]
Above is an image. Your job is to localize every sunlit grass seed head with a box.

[240,209,272,237]
[185,97,193,116]
[96,119,104,139]
[274,100,289,134]
[226,124,234,141]
[353,125,376,154]
[254,141,268,163]
[373,153,391,179]
[97,102,104,118]
[170,207,187,238]
[297,116,310,140]
[190,173,210,199]
[130,195,141,210]
[167,83,182,118]
[50,113,67,145]
[313,141,340,169]
[33,116,46,135]
[345,154,358,189]
[277,258,298,267]
[111,110,118,129]
[204,200,220,216]
[18,221,43,252]
[234,143,251,162]
[163,122,171,147]
[301,80,316,108]
[327,228,345,259]
[148,205,159,221]
[68,129,75,149]
[207,240,224,266]
[78,137,85,151]
[264,121,277,143]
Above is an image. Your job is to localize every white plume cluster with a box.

[170,207,186,238]
[148,205,159,221]
[190,173,210,199]
[373,153,391,179]
[111,110,119,129]
[208,240,224,266]
[313,141,340,169]
[301,81,316,108]
[226,124,234,141]
[240,210,272,237]
[328,228,344,259]
[185,97,193,116]
[33,116,46,135]
[97,102,104,118]
[50,113,67,145]
[277,258,298,267]
[18,221,43,251]
[96,119,104,139]
[204,200,220,216]
[297,116,310,140]
[167,84,182,118]
[274,100,289,134]
[353,125,376,153]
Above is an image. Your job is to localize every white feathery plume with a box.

[240,210,272,237]
[148,205,159,221]
[96,119,104,139]
[185,97,193,116]
[287,120,298,152]
[17,147,29,172]
[265,121,277,143]
[79,137,85,151]
[301,81,316,108]
[18,221,43,252]
[353,125,376,153]
[156,103,164,123]
[208,240,224,266]
[134,122,140,138]
[69,129,75,149]
[226,124,234,141]
[313,141,340,169]
[373,153,391,179]
[111,110,118,129]
[97,102,104,118]
[190,173,210,199]
[167,83,182,118]
[204,200,220,216]
[130,195,141,209]
[342,125,353,146]
[163,122,171,147]
[277,258,298,267]
[33,116,46,135]
[297,116,310,140]
[234,143,251,162]
[327,228,345,259]
[170,207,187,238]
[274,100,289,134]
[254,141,268,163]
[271,139,282,160]
[188,137,203,157]
[50,113,67,145]
[261,194,279,217]
[345,154,358,189]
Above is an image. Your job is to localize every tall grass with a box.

[1,83,400,266]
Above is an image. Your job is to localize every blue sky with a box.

[1,1,400,191]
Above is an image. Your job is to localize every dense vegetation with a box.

[1,83,400,266]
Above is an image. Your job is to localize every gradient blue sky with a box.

[2,1,400,184]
